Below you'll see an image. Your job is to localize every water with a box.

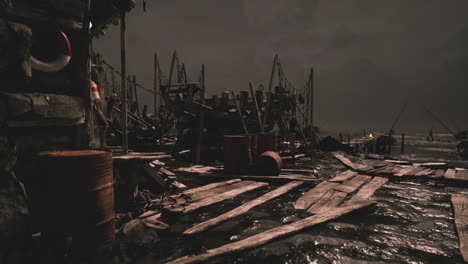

[136,134,468,264]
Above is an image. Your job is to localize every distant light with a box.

[369,133,373,138]
[89,22,93,29]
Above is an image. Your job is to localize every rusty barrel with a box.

[254,151,283,176]
[244,134,258,157]
[224,135,251,174]
[37,150,115,253]
[257,132,277,154]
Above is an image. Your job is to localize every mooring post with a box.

[120,10,128,154]
[339,133,343,143]
[401,133,405,154]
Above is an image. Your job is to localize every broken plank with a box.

[329,170,358,182]
[166,199,375,264]
[445,169,457,180]
[197,174,316,182]
[307,190,348,214]
[184,181,304,235]
[431,169,445,178]
[394,166,416,177]
[179,181,269,214]
[334,175,371,193]
[142,163,168,189]
[294,182,340,210]
[405,167,427,176]
[190,181,253,202]
[333,154,362,170]
[451,194,468,262]
[160,167,176,177]
[183,179,241,195]
[349,177,388,202]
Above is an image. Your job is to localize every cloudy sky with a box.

[94,0,468,133]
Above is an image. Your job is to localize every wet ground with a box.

[134,133,468,264]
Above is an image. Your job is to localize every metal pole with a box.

[249,82,263,132]
[262,55,278,130]
[120,11,128,154]
[154,53,159,117]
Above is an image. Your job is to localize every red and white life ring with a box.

[90,80,100,101]
[30,31,72,73]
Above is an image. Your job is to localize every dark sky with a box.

[94,0,468,134]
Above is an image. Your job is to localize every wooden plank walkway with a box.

[451,194,468,262]
[166,199,375,264]
[197,173,316,182]
[189,181,252,202]
[348,177,388,202]
[334,153,468,182]
[307,190,348,214]
[177,181,269,214]
[294,182,339,210]
[184,181,304,235]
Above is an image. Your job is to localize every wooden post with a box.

[309,67,314,131]
[154,52,159,118]
[262,55,278,130]
[249,82,263,132]
[401,133,405,154]
[168,51,176,87]
[120,10,128,154]
[232,91,248,134]
[347,134,351,145]
[133,75,140,116]
[339,133,343,143]
[195,65,206,164]
[363,129,366,137]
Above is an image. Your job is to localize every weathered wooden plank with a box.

[456,170,468,181]
[307,190,348,214]
[384,160,410,165]
[184,181,304,235]
[329,170,358,182]
[197,173,316,182]
[451,194,468,262]
[183,179,241,195]
[180,181,269,214]
[394,166,416,177]
[294,182,340,210]
[166,199,375,264]
[432,169,445,178]
[334,154,362,170]
[189,181,253,202]
[405,167,426,176]
[445,169,457,180]
[334,175,371,193]
[414,168,435,177]
[349,177,388,202]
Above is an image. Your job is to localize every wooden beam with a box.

[184,181,304,235]
[166,199,375,264]
[451,194,468,262]
[189,181,253,202]
[154,52,159,117]
[195,65,206,163]
[232,91,248,134]
[262,56,278,130]
[120,10,128,154]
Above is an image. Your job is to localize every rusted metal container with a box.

[254,151,283,176]
[257,132,277,154]
[224,135,251,174]
[37,150,115,253]
[244,133,258,157]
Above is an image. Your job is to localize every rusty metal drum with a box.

[244,133,258,157]
[254,151,283,176]
[224,135,251,174]
[257,132,277,154]
[37,150,115,253]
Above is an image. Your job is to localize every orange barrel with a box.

[244,134,258,157]
[254,151,283,176]
[257,132,277,154]
[224,135,251,174]
[37,150,115,254]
